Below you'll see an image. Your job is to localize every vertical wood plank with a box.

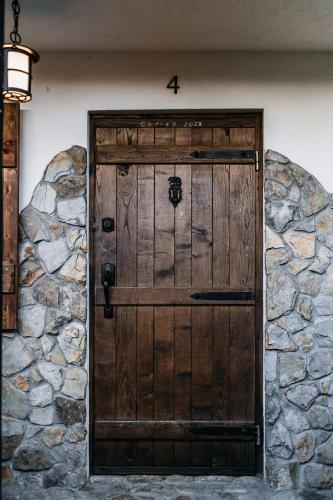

[94,306,116,420]
[229,306,255,420]
[230,165,256,287]
[116,127,138,145]
[213,165,230,287]
[213,306,230,420]
[230,127,255,146]
[213,127,230,146]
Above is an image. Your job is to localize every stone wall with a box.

[265,150,333,490]
[2,146,88,488]
[2,145,333,490]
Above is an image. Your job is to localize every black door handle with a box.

[101,263,115,318]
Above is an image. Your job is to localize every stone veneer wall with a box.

[1,146,333,491]
[2,146,88,488]
[265,150,333,490]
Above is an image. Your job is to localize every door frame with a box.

[88,109,264,474]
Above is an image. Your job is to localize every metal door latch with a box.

[101,263,115,318]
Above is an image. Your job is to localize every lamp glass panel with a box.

[8,50,30,72]
[7,69,29,91]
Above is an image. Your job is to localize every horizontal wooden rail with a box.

[96,145,255,164]
[95,287,256,306]
[95,420,258,441]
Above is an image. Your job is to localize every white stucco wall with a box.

[20,51,333,208]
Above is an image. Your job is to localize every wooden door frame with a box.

[88,109,264,474]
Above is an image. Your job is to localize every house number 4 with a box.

[167,75,180,94]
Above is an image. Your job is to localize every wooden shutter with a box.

[2,103,19,331]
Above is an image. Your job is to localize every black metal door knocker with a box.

[168,176,182,208]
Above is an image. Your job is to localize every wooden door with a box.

[90,111,263,474]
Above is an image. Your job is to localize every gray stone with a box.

[266,397,281,424]
[30,383,53,407]
[55,397,85,425]
[294,430,315,463]
[265,351,277,382]
[2,434,23,460]
[13,442,54,471]
[58,254,86,284]
[279,352,306,387]
[67,424,86,443]
[43,463,68,488]
[265,150,289,164]
[26,424,43,438]
[314,294,333,315]
[38,360,63,390]
[266,269,298,320]
[286,383,318,410]
[301,175,329,216]
[33,276,59,307]
[296,294,313,321]
[67,145,87,175]
[295,218,315,232]
[266,323,296,351]
[307,351,333,379]
[2,337,35,376]
[316,209,333,249]
[58,321,86,365]
[20,206,50,242]
[297,270,323,296]
[42,426,65,448]
[57,197,86,226]
[265,226,285,250]
[2,380,30,419]
[264,179,287,199]
[45,344,66,366]
[19,241,36,264]
[44,308,72,334]
[284,407,309,433]
[293,328,314,351]
[316,436,333,465]
[287,258,310,275]
[304,463,333,489]
[265,163,293,187]
[64,441,87,468]
[61,284,87,321]
[2,417,25,436]
[321,264,333,294]
[284,231,316,259]
[11,373,30,392]
[31,183,57,214]
[29,406,54,425]
[19,258,44,286]
[19,287,35,306]
[267,422,294,459]
[265,247,292,274]
[38,238,70,273]
[44,151,73,182]
[289,161,306,185]
[18,304,46,338]
[24,337,43,361]
[58,175,86,197]
[309,246,333,274]
[40,334,54,354]
[308,406,333,430]
[266,459,298,491]
[315,431,331,446]
[288,183,301,202]
[320,375,333,395]
[274,311,308,333]
[62,367,87,399]
[265,200,297,233]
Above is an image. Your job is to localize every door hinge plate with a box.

[255,151,260,171]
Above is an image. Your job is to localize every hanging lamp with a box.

[3,0,39,103]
